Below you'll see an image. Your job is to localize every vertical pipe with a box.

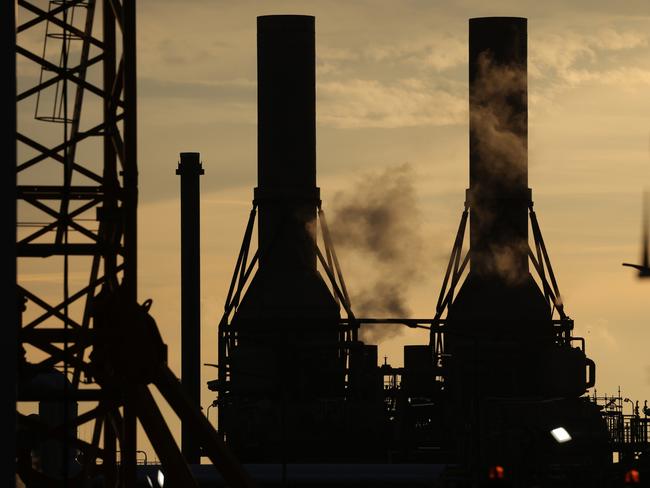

[2,1,16,486]
[256,15,319,273]
[177,152,204,464]
[468,17,529,280]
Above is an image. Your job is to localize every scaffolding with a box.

[590,388,650,461]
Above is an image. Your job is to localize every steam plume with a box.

[470,52,529,284]
[471,51,527,180]
[329,163,423,342]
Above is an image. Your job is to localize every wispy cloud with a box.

[531,28,650,88]
[318,78,465,128]
[364,35,466,72]
[139,78,255,100]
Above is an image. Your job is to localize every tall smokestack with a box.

[224,15,342,462]
[446,17,551,401]
[256,15,318,273]
[468,17,529,281]
[442,17,605,478]
[176,151,203,464]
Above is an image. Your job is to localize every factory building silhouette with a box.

[206,14,631,486]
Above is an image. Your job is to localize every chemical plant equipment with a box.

[431,17,610,486]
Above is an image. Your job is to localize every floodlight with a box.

[551,426,572,443]
[157,469,165,487]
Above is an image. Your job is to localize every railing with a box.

[115,450,149,466]
[590,391,650,455]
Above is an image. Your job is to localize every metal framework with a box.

[15,1,137,484]
[591,388,650,461]
[431,202,582,377]
[14,2,255,487]
[213,204,443,442]
[214,205,358,433]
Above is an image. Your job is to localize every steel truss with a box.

[216,200,582,438]
[215,201,456,422]
[215,205,360,434]
[431,201,581,378]
[13,2,255,487]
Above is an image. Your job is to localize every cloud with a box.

[524,27,650,119]
[315,33,466,78]
[313,33,468,128]
[139,77,256,100]
[137,74,468,130]
[530,28,650,89]
[364,35,466,72]
[137,78,257,126]
[318,78,465,128]
[317,46,360,74]
[594,29,648,51]
[563,67,650,86]
[423,38,466,72]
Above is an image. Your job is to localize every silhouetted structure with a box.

[435,17,610,486]
[212,16,624,486]
[13,5,646,486]
[213,15,395,465]
[12,2,255,487]
[14,1,140,483]
[218,14,346,462]
[177,152,205,464]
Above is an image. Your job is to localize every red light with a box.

[488,465,505,480]
[624,468,641,485]
[624,468,640,484]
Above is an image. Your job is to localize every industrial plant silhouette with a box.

[8,4,650,488]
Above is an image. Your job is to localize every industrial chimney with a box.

[446,17,553,401]
[222,15,344,463]
[256,15,318,274]
[441,18,608,481]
